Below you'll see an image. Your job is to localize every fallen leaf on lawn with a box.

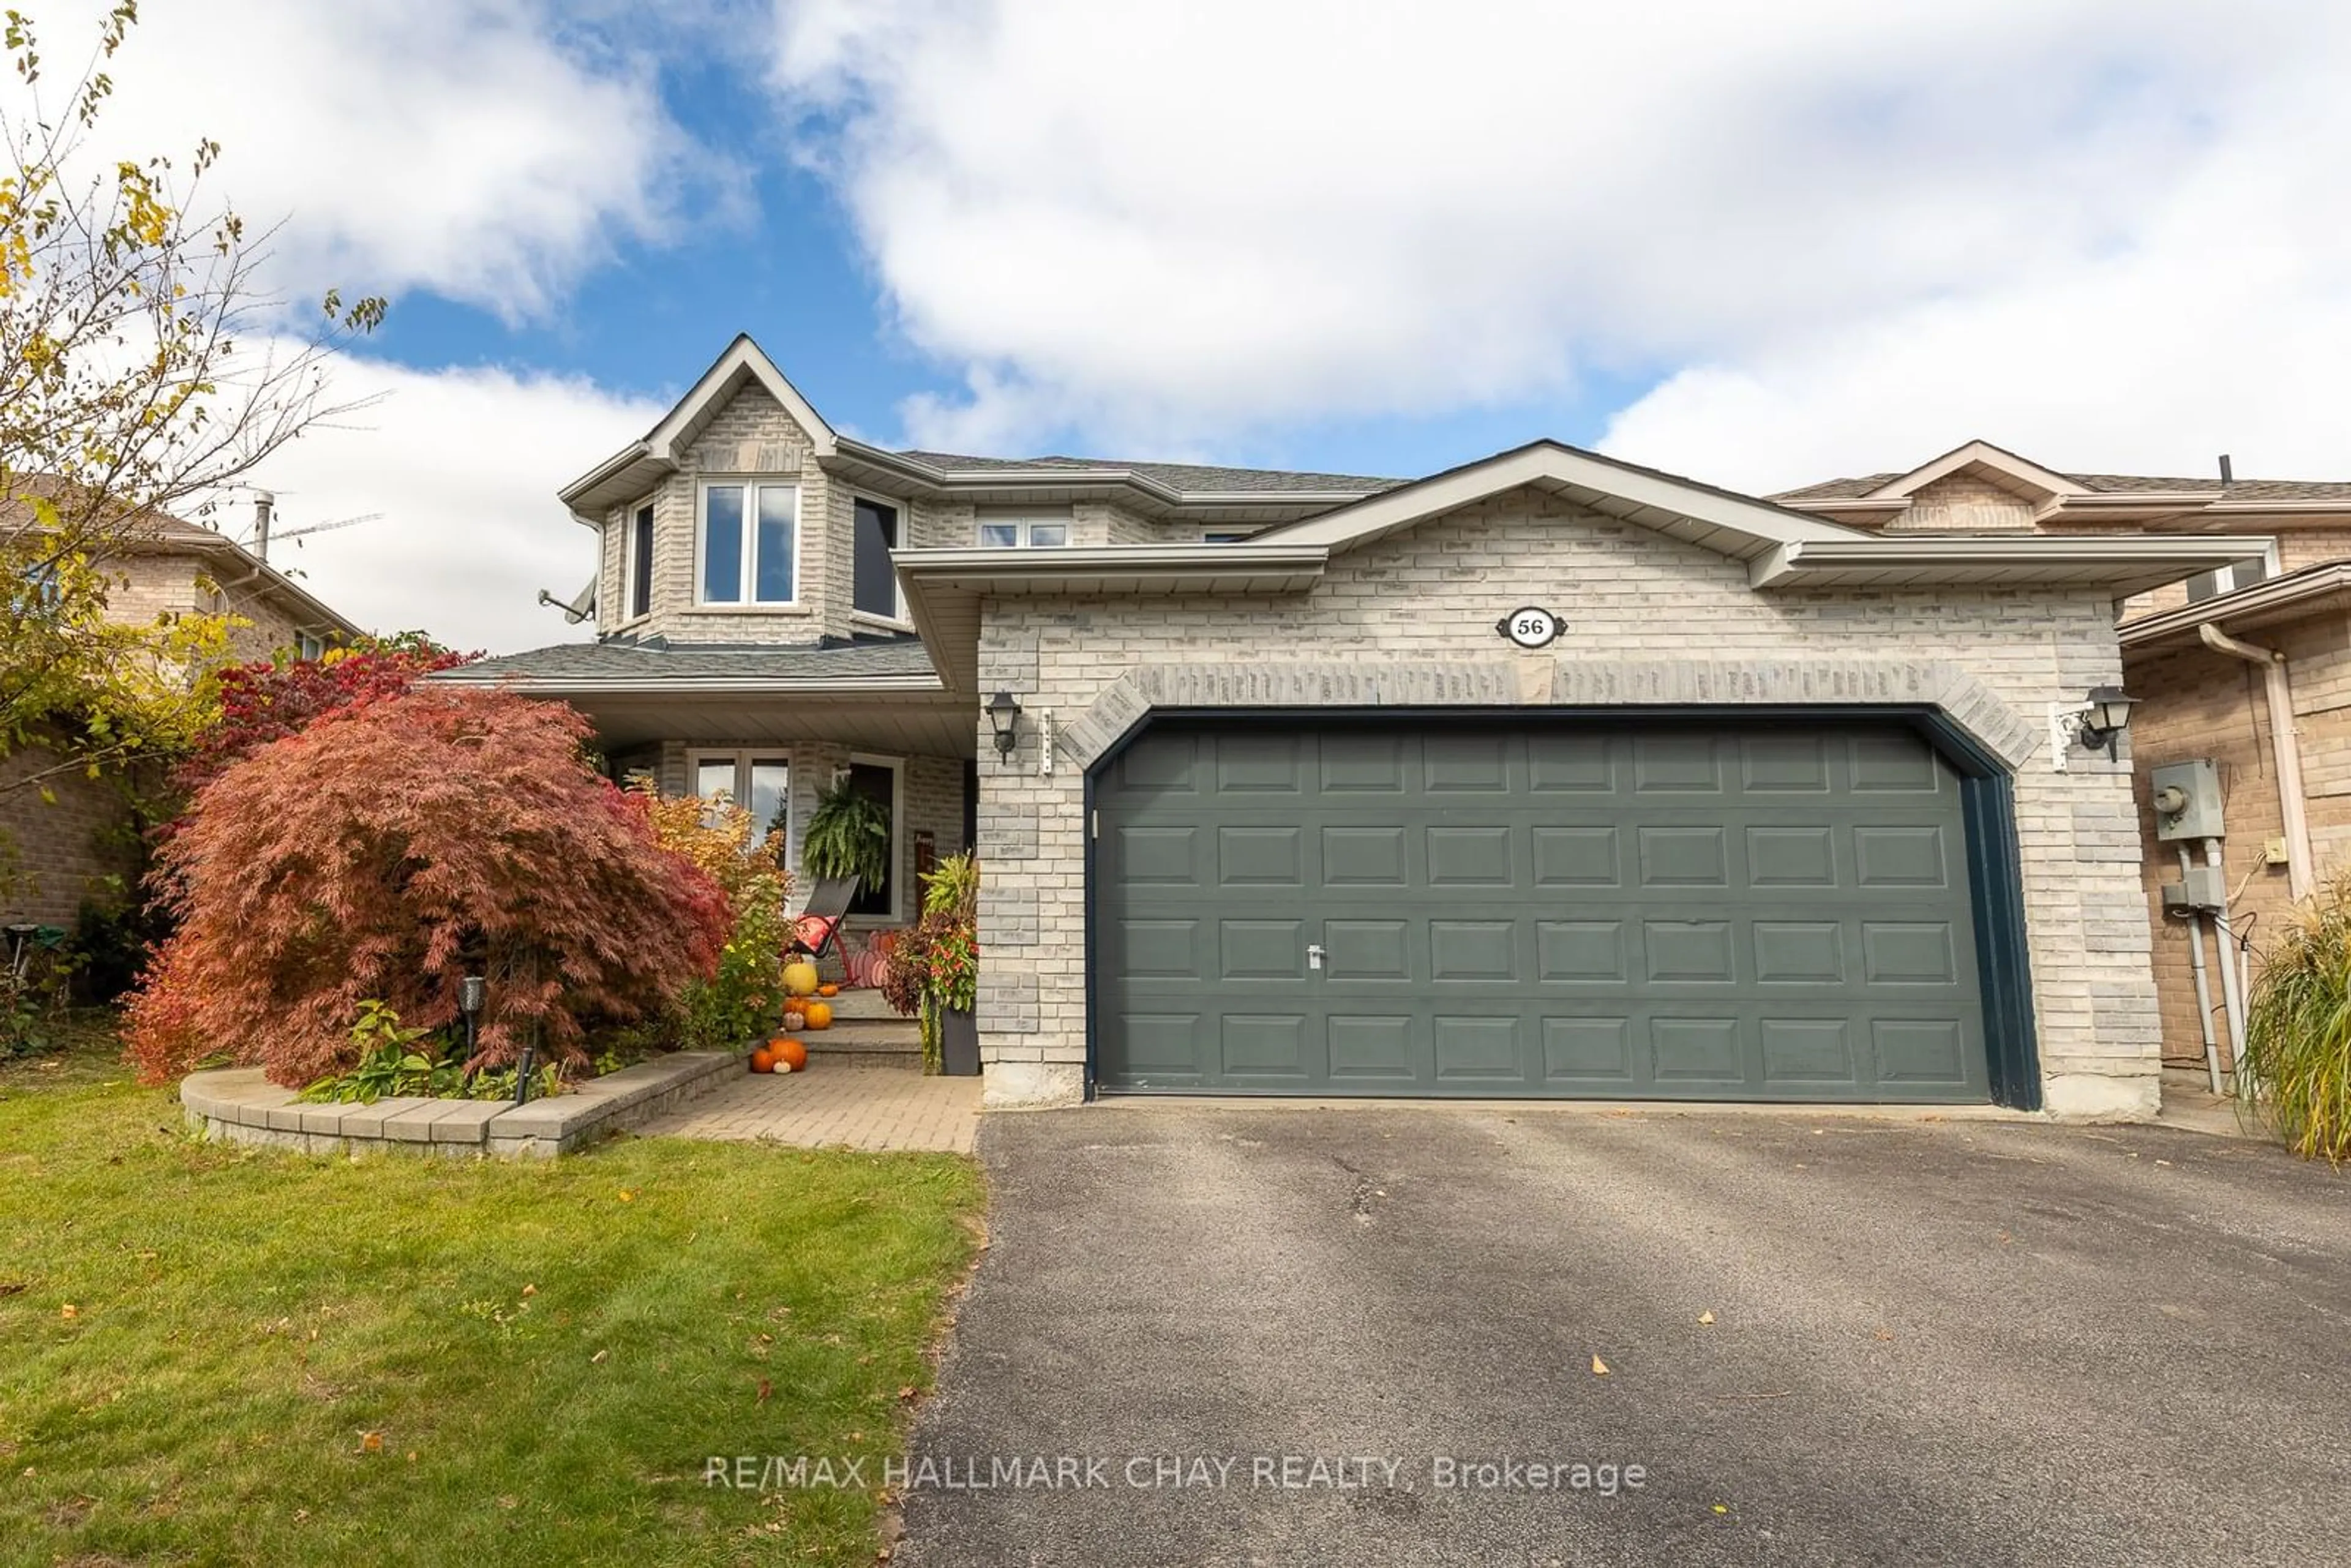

[897,1385,918,1401]
[407,1451,418,1463]
[293,1508,309,1522]
[1698,1311,1715,1325]
[0,1283,24,1297]
[617,1190,635,1203]
[591,1349,609,1365]
[522,1284,537,1297]
[498,1496,519,1510]
[1591,1355,1610,1376]
[59,1304,77,1320]
[756,1379,772,1405]
[359,1432,384,1454]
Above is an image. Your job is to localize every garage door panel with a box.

[1537,921,1627,983]
[1542,1016,1634,1082]
[1097,722,1990,1101]
[1217,825,1303,887]
[1533,826,1622,887]
[1328,1015,1419,1080]
[1637,825,1730,887]
[1428,824,1517,886]
[1433,1016,1523,1079]
[1430,921,1518,982]
[1221,1014,1311,1078]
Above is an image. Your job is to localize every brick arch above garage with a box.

[1052,658,2041,776]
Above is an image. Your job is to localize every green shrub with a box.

[2240,874,2351,1162]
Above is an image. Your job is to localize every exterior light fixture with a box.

[986,690,1023,758]
[2075,686,2137,759]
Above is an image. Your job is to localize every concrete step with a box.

[794,1019,922,1057]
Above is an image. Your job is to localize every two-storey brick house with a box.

[457,340,2271,1116]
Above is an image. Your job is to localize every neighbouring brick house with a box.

[2,497,366,928]
[456,341,2269,1117]
[1775,440,2351,1086]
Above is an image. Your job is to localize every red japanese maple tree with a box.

[173,633,476,799]
[126,686,728,1087]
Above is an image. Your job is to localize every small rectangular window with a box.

[977,516,1072,549]
[629,504,653,619]
[2185,557,2271,603]
[691,752,792,839]
[853,498,902,618]
[296,631,325,661]
[1202,531,1252,544]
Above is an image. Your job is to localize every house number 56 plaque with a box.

[1496,606,1564,650]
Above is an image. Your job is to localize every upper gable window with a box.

[700,481,798,605]
[977,509,1070,549]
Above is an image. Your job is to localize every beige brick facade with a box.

[972,486,2154,1116]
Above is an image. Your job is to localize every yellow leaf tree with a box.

[0,4,385,832]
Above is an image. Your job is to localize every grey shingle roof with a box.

[1776,470,2351,503]
[441,639,939,685]
[895,450,1403,495]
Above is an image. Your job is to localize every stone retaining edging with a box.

[180,1050,743,1159]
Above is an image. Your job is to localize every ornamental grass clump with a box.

[124,689,730,1087]
[2239,871,2351,1163]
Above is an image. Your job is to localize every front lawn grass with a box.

[0,1017,985,1566]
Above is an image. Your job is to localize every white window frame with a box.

[850,492,911,626]
[846,753,907,922]
[686,749,793,844]
[695,478,802,607]
[295,630,326,661]
[975,511,1072,549]
[621,501,654,623]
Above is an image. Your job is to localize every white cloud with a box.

[227,355,661,655]
[34,0,713,319]
[770,0,2350,479]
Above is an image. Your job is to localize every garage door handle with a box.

[1307,943,1326,972]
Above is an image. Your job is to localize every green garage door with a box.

[1093,719,1990,1101]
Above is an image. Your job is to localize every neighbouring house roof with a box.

[3,476,366,640]
[1775,439,2351,523]
[2117,561,2351,653]
[437,637,942,691]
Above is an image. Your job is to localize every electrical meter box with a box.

[2149,759,2224,842]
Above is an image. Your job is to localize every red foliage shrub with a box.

[174,635,476,800]
[124,687,728,1087]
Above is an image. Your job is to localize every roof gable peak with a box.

[645,334,836,462]
[1863,439,2087,503]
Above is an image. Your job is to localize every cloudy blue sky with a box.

[31,0,2349,650]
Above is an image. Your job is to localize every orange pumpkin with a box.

[749,1046,777,1074]
[772,1038,809,1072]
[817,983,839,998]
[802,1000,833,1031]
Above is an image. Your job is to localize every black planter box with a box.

[940,1006,981,1077]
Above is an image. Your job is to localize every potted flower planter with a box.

[939,1005,980,1077]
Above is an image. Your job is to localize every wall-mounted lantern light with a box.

[2075,686,2137,759]
[986,690,1023,758]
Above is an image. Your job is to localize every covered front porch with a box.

[438,639,978,929]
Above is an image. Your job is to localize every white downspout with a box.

[2198,623,2314,901]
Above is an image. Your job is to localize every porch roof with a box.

[429,637,975,757]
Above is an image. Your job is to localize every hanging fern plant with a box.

[801,776,891,892]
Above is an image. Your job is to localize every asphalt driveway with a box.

[901,1106,2350,1567]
